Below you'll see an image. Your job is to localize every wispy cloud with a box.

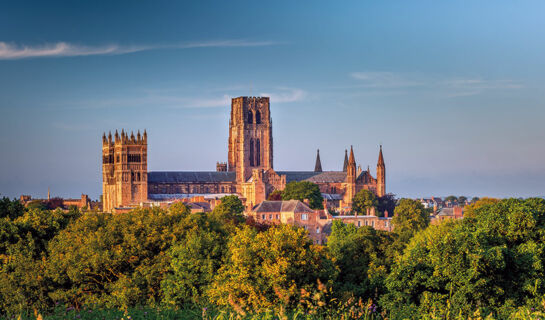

[350,71,523,97]
[63,87,306,110]
[260,88,307,103]
[0,40,281,60]
[350,72,424,88]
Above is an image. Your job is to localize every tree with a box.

[457,196,468,205]
[391,199,430,245]
[267,190,283,201]
[46,207,187,309]
[327,220,394,300]
[383,198,545,318]
[209,225,337,312]
[463,197,499,218]
[211,195,245,227]
[282,181,323,209]
[352,189,378,215]
[377,193,397,217]
[161,212,229,306]
[444,195,457,203]
[0,197,24,220]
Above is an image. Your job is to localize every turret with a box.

[314,149,322,172]
[343,149,348,172]
[377,145,386,197]
[346,146,356,184]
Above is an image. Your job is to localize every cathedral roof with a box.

[276,171,349,183]
[253,200,314,213]
[148,171,236,183]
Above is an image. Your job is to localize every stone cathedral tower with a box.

[228,97,273,183]
[102,129,148,212]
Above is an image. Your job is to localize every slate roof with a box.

[322,193,343,200]
[276,171,348,183]
[253,200,315,213]
[148,171,236,183]
[148,193,235,200]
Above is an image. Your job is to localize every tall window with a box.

[249,139,255,166]
[247,110,253,124]
[255,110,261,124]
[256,138,261,166]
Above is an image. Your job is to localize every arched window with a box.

[249,138,255,166]
[256,138,261,166]
[247,110,254,124]
[255,110,261,124]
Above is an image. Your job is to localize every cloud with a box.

[350,72,424,88]
[0,40,281,60]
[350,71,523,97]
[260,88,307,103]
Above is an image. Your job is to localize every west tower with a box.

[102,129,148,212]
[228,97,273,183]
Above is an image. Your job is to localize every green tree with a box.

[327,220,394,300]
[391,199,430,245]
[377,193,397,217]
[457,196,468,205]
[209,224,337,312]
[282,181,324,209]
[46,207,186,309]
[0,197,24,220]
[444,195,457,203]
[161,212,229,306]
[352,189,378,215]
[383,198,545,318]
[210,195,245,227]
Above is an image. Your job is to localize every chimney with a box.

[303,198,310,206]
[384,210,389,218]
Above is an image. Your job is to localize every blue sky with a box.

[1,0,545,200]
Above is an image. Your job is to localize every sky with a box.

[1,0,545,200]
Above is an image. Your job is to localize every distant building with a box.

[19,193,97,211]
[101,96,387,213]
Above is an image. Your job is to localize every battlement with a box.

[102,129,147,146]
[216,162,227,172]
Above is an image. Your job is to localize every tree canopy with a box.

[281,181,323,209]
[351,189,378,215]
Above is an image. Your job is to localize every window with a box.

[262,214,265,220]
[255,110,261,124]
[301,214,308,220]
[371,221,375,227]
[316,227,320,234]
[357,221,361,227]
[276,214,279,219]
[385,221,389,228]
[269,214,272,219]
[256,138,261,166]
[249,139,255,166]
[247,110,254,124]
[365,220,368,226]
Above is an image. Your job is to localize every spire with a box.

[378,145,385,166]
[314,149,322,172]
[343,149,348,172]
[348,145,356,165]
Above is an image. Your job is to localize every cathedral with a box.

[102,96,386,212]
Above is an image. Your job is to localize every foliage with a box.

[327,220,394,301]
[46,207,186,309]
[377,193,396,217]
[0,197,24,220]
[391,198,430,245]
[267,190,283,201]
[161,212,230,306]
[281,181,323,209]
[383,198,545,318]
[209,224,337,313]
[464,197,500,218]
[210,195,245,227]
[352,190,378,215]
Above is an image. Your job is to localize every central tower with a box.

[228,97,273,183]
